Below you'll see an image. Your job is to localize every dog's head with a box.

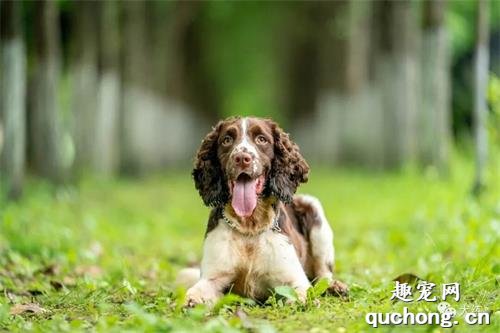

[192,117,309,217]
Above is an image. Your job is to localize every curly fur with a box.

[265,120,309,203]
[192,117,309,207]
[192,121,230,207]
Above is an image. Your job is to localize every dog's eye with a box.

[256,135,268,144]
[222,135,233,146]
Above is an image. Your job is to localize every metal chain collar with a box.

[221,209,281,234]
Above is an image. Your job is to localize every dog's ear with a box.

[192,122,229,207]
[266,120,309,203]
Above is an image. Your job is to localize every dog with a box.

[183,117,348,307]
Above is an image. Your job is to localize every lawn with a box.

[0,155,499,332]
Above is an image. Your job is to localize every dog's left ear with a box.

[266,120,309,203]
[192,122,229,207]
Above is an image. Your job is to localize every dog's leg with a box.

[265,233,311,303]
[294,195,349,297]
[185,224,237,307]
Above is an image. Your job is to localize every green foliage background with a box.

[1,1,500,332]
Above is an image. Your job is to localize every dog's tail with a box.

[175,267,200,289]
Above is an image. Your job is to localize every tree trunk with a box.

[473,0,490,194]
[282,2,323,133]
[71,1,99,174]
[419,0,450,172]
[177,1,220,122]
[30,0,65,182]
[120,1,206,174]
[373,0,419,168]
[0,0,27,199]
[120,0,151,174]
[289,1,375,166]
[94,0,121,176]
[491,30,500,76]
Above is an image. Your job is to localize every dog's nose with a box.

[233,152,252,168]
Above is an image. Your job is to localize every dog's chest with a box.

[214,224,296,299]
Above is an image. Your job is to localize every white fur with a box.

[185,219,310,306]
[238,118,258,155]
[229,118,259,174]
[297,194,335,281]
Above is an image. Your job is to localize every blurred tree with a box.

[448,1,500,136]
[1,0,496,186]
[419,0,450,172]
[473,0,490,194]
[178,1,220,121]
[373,0,420,168]
[288,1,377,166]
[492,30,500,76]
[282,2,324,136]
[94,0,121,176]
[120,0,211,174]
[29,0,65,182]
[0,0,26,199]
[325,0,374,165]
[120,0,151,174]
[70,1,99,174]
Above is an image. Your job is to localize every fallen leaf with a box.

[28,289,43,296]
[4,289,31,298]
[37,264,60,276]
[10,303,48,316]
[50,280,64,291]
[4,290,17,303]
[63,276,76,286]
[75,265,102,278]
[393,273,422,284]
[143,268,158,280]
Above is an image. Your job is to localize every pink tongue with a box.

[231,178,258,217]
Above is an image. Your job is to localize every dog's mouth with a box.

[229,173,265,218]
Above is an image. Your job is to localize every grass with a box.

[0,154,499,332]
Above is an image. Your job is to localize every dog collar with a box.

[221,209,281,234]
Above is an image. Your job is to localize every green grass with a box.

[0,155,499,332]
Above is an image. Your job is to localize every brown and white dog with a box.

[183,117,347,307]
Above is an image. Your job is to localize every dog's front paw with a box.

[184,285,221,308]
[184,287,205,308]
[327,280,349,298]
[185,297,201,308]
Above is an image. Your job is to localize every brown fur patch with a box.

[291,196,322,236]
[290,196,329,278]
[230,267,268,302]
[245,243,255,257]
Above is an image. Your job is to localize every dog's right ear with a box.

[265,120,309,204]
[192,121,229,207]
